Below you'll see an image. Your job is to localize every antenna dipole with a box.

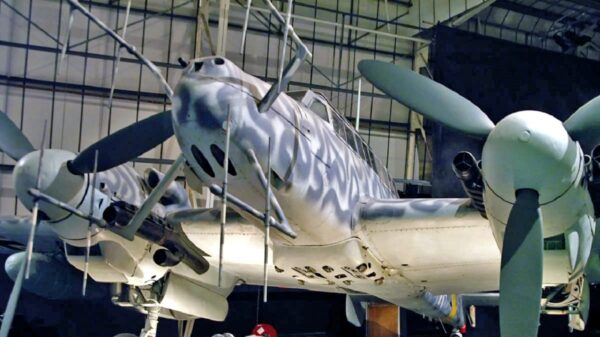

[218,107,232,288]
[82,149,99,296]
[24,120,47,279]
[263,138,272,303]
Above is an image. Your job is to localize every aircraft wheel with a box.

[450,332,463,337]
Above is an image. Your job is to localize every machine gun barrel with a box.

[103,201,209,275]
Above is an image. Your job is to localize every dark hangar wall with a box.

[430,26,600,198]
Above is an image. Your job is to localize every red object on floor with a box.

[251,323,277,337]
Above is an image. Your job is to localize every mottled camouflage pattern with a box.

[173,57,395,245]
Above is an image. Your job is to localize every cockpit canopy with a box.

[289,90,397,194]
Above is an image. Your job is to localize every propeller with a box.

[563,95,600,150]
[357,60,494,138]
[500,189,543,337]
[68,110,173,174]
[0,110,173,178]
[0,112,35,161]
[358,60,549,337]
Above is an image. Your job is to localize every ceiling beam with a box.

[492,0,595,27]
[567,0,600,12]
[450,0,497,27]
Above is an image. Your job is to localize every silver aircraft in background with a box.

[1,1,599,337]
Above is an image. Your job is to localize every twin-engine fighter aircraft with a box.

[0,59,497,337]
[1,1,597,337]
[359,60,600,337]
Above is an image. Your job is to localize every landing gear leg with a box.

[177,319,196,337]
[139,306,160,337]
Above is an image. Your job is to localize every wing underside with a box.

[355,198,501,295]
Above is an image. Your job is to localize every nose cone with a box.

[173,78,228,130]
[482,110,580,203]
[173,57,242,129]
[13,149,85,217]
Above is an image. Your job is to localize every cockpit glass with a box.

[310,100,329,122]
[287,90,308,101]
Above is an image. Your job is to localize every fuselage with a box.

[172,56,397,245]
[7,56,502,325]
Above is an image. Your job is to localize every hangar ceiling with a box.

[461,0,600,59]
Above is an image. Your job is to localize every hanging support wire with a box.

[66,0,173,99]
[240,0,253,54]
[355,79,362,131]
[258,0,312,113]
[24,120,47,279]
[58,5,75,74]
[82,150,99,296]
[383,0,391,32]
[277,0,293,92]
[263,138,272,303]
[218,107,232,288]
[107,0,132,110]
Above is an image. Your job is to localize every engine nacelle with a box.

[5,252,109,300]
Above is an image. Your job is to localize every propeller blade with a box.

[563,95,600,150]
[69,110,173,174]
[358,60,494,138]
[0,255,26,337]
[500,189,543,337]
[0,112,35,161]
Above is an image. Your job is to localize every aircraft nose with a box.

[173,78,229,130]
[482,110,579,203]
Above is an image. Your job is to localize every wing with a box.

[0,216,60,254]
[355,198,500,295]
[173,199,500,326]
